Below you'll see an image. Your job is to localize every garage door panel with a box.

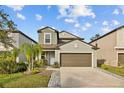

[118,53,124,65]
[61,53,91,67]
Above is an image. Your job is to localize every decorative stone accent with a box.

[48,71,61,88]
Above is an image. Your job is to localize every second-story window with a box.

[44,33,51,44]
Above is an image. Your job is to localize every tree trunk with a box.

[31,57,34,70]
[28,59,31,71]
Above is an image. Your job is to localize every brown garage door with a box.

[60,53,92,67]
[118,53,124,65]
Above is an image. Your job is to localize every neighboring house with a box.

[0,30,37,62]
[90,25,124,67]
[38,26,97,67]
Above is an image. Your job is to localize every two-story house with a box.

[0,30,37,62]
[90,26,124,67]
[38,26,97,67]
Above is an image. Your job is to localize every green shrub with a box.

[101,64,108,70]
[52,62,60,68]
[0,61,16,74]
[16,62,27,72]
[0,61,27,74]
[31,68,41,74]
[34,60,47,68]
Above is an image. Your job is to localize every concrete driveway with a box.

[60,67,124,88]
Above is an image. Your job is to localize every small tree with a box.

[11,48,19,63]
[31,44,42,69]
[0,9,17,49]
[90,34,100,41]
[34,44,42,61]
[20,43,32,71]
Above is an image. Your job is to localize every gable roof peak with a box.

[60,30,84,40]
[37,26,59,33]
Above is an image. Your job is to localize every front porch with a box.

[42,50,59,66]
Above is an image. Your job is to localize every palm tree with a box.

[20,43,32,71]
[11,48,19,63]
[31,44,42,69]
[34,44,42,61]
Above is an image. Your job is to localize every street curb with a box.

[97,68,124,80]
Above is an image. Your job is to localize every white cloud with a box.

[101,27,110,33]
[82,27,87,31]
[119,6,124,14]
[57,5,70,18]
[85,22,91,28]
[74,23,80,28]
[70,6,96,18]
[47,6,52,10]
[16,13,26,20]
[57,5,96,19]
[112,9,119,15]
[64,18,75,23]
[7,5,24,11]
[102,21,108,26]
[81,22,92,31]
[112,20,120,25]
[35,14,42,21]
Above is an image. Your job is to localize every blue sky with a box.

[1,5,124,42]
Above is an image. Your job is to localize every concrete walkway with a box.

[60,67,124,88]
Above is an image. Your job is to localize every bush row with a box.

[0,61,27,74]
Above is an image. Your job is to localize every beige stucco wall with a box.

[38,28,58,44]
[0,32,36,62]
[19,33,35,47]
[55,50,60,64]
[116,28,124,47]
[91,31,118,66]
[56,40,96,67]
[59,31,77,38]
[60,40,94,52]
[18,33,36,62]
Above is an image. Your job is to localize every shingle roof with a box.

[41,44,59,50]
[37,26,59,33]
[59,31,84,40]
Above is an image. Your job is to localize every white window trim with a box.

[44,33,51,44]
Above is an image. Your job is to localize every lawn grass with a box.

[0,73,24,87]
[0,70,51,88]
[100,64,124,77]
[4,74,50,88]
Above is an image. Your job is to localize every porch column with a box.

[55,50,60,64]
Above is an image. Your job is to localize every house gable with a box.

[59,31,83,39]
[60,40,94,52]
[38,27,59,45]
[37,26,59,33]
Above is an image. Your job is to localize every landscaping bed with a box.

[100,64,124,77]
[0,70,52,88]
